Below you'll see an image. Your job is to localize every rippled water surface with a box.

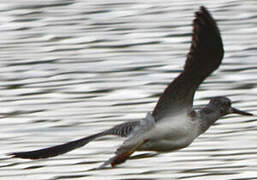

[1,0,257,179]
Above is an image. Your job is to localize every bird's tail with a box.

[8,132,106,159]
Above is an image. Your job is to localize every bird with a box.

[9,6,253,168]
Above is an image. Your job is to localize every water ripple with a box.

[0,1,257,180]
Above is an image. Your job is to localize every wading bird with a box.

[9,6,253,167]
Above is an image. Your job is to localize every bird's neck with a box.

[198,104,223,134]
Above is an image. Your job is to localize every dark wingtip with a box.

[194,6,216,26]
[198,6,212,17]
[196,6,215,25]
[8,133,104,160]
[8,152,42,160]
[199,6,208,12]
[184,5,223,76]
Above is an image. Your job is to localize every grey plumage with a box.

[152,6,224,121]
[9,120,140,159]
[107,120,140,137]
[9,7,252,167]
[199,96,252,134]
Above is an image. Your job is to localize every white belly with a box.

[139,114,200,152]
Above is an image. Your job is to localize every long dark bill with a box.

[231,107,253,116]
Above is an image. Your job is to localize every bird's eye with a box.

[223,102,230,107]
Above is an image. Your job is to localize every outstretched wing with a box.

[153,6,224,121]
[9,121,140,159]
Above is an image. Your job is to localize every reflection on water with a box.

[0,0,257,179]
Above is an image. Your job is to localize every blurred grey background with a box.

[0,0,257,179]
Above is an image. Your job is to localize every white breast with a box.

[139,112,200,152]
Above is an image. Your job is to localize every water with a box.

[0,0,257,179]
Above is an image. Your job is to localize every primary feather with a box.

[153,6,224,121]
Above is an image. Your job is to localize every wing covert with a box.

[152,6,224,121]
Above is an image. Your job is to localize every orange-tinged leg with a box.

[111,139,148,167]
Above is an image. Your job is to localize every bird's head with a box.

[209,96,253,116]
